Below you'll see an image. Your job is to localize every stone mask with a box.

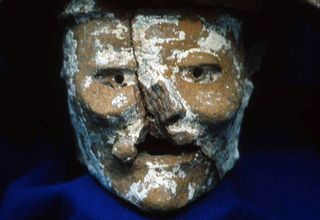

[61,9,254,211]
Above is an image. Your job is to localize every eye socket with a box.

[114,74,124,85]
[180,64,223,83]
[94,68,130,88]
[192,67,204,79]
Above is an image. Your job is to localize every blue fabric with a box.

[0,136,319,220]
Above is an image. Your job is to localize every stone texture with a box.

[62,9,254,212]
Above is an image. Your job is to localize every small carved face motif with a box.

[62,10,253,211]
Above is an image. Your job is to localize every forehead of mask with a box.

[72,11,244,122]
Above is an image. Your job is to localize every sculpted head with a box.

[61,3,254,211]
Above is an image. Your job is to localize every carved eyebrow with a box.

[175,52,221,67]
[179,63,221,69]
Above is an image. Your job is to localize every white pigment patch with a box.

[63,0,95,15]
[94,39,135,67]
[126,161,179,202]
[188,183,195,200]
[91,26,111,36]
[112,23,128,39]
[198,30,228,52]
[111,94,128,108]
[84,76,92,88]
[61,29,79,97]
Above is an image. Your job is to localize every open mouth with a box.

[136,134,199,156]
[111,125,204,165]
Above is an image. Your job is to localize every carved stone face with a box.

[62,10,253,211]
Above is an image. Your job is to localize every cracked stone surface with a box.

[61,9,254,212]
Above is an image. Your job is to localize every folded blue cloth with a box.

[1,137,319,220]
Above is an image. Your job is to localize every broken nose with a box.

[144,81,186,124]
[112,140,137,164]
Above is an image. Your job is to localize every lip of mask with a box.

[61,9,254,211]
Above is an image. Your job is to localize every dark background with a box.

[0,0,319,219]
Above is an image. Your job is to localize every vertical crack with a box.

[128,12,154,121]
[128,12,139,72]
